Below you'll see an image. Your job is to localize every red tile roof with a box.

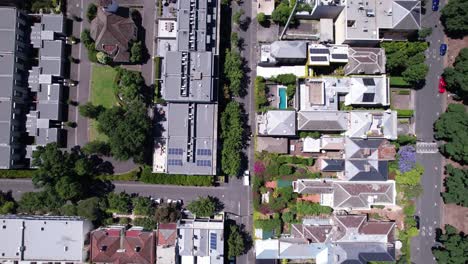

[157,223,177,246]
[90,228,155,264]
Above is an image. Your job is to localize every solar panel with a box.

[196,160,211,167]
[168,148,183,155]
[362,93,375,102]
[197,149,212,156]
[309,48,329,54]
[331,54,348,60]
[362,78,375,86]
[168,159,183,166]
[310,56,328,61]
[210,233,217,250]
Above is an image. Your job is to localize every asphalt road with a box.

[229,1,257,263]
[411,2,447,263]
[67,0,93,148]
[0,178,250,221]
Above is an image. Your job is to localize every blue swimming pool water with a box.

[278,87,287,109]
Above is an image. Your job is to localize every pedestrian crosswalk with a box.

[416,142,439,153]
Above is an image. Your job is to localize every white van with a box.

[243,170,250,186]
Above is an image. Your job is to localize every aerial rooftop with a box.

[165,103,217,175]
[0,215,92,263]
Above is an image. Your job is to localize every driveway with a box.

[411,1,447,263]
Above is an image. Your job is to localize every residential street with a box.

[0,178,251,224]
[231,1,257,263]
[411,2,447,263]
[67,0,93,148]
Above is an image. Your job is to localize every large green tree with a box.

[115,68,145,104]
[381,42,428,79]
[186,196,218,217]
[432,225,468,264]
[442,165,468,207]
[132,196,154,216]
[97,101,150,162]
[227,225,245,258]
[434,104,468,164]
[155,203,181,223]
[443,48,468,100]
[224,49,243,96]
[107,192,132,214]
[78,102,104,119]
[271,2,293,25]
[440,0,468,38]
[220,101,243,176]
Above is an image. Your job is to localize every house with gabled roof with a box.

[90,1,137,62]
[293,179,396,210]
[90,226,156,264]
[255,214,396,263]
[258,110,297,136]
[157,223,177,264]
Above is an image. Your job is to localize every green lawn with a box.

[390,76,411,87]
[89,65,118,141]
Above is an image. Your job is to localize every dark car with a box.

[432,0,439,11]
[414,215,420,229]
[440,43,448,56]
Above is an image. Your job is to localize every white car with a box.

[243,170,250,186]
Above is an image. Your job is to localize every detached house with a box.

[90,0,137,62]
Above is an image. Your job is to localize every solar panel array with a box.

[210,233,217,250]
[168,159,183,166]
[196,160,211,167]
[168,148,183,155]
[197,149,212,156]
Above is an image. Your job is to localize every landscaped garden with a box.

[252,152,331,238]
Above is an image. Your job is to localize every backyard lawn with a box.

[89,65,118,141]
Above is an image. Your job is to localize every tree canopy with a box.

[440,0,468,38]
[227,225,245,258]
[381,41,428,86]
[97,101,151,162]
[443,48,468,100]
[220,101,244,176]
[107,192,132,214]
[130,41,143,63]
[155,203,181,223]
[432,225,468,264]
[0,191,16,214]
[115,68,146,104]
[186,196,219,217]
[78,102,104,119]
[18,143,114,223]
[224,49,243,96]
[434,104,468,164]
[271,2,293,25]
[442,165,468,207]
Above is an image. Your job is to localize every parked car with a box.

[440,43,447,56]
[243,170,250,186]
[414,215,420,229]
[439,76,447,93]
[432,0,439,11]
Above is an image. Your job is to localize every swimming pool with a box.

[278,86,287,109]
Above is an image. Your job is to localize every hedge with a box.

[0,169,36,179]
[396,109,414,118]
[398,89,411,95]
[390,76,411,87]
[140,167,213,186]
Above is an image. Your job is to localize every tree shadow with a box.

[238,57,251,98]
[209,196,225,213]
[240,16,251,31]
